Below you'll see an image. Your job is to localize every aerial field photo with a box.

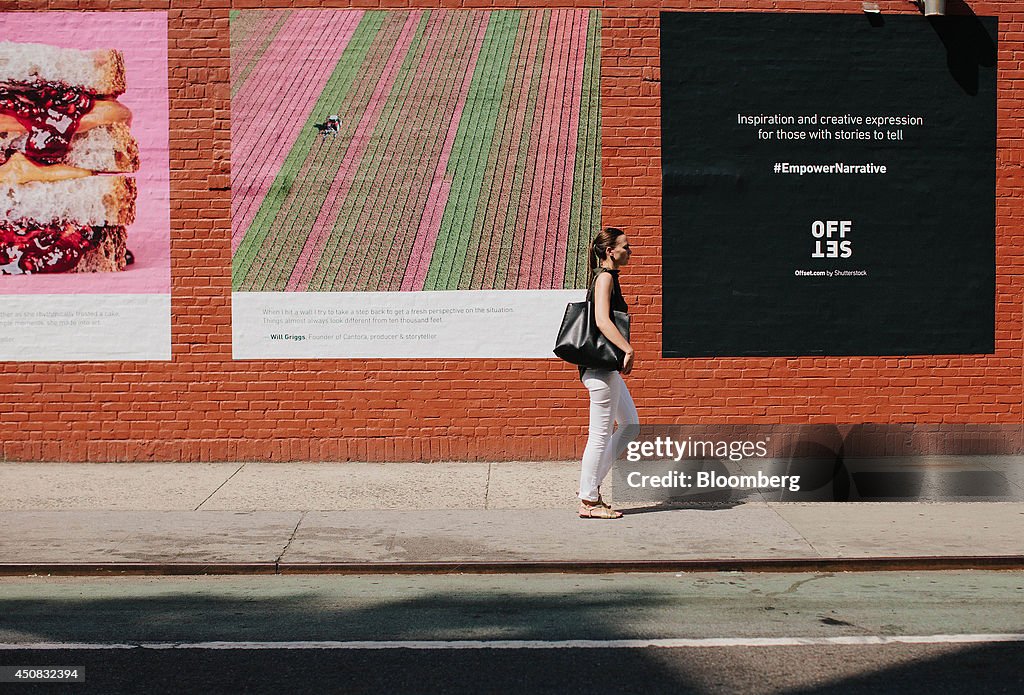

[231,8,601,294]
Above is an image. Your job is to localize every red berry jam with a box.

[0,81,94,166]
[0,221,104,274]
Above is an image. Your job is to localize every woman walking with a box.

[578,227,639,519]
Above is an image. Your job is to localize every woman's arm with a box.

[593,273,635,374]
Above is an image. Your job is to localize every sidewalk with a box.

[1,461,1022,574]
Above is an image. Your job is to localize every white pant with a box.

[578,369,639,502]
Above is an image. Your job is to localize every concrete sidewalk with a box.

[0,461,1022,573]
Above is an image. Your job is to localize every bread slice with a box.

[72,225,127,272]
[1,175,136,227]
[1,123,139,173]
[0,42,126,97]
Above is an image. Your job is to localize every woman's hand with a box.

[621,348,635,375]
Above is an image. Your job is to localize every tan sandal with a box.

[575,489,613,508]
[579,499,623,519]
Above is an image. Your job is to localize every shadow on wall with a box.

[928,1,997,95]
[784,424,1021,502]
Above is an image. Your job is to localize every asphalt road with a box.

[1,571,1022,694]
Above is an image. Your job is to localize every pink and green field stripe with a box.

[231,9,601,292]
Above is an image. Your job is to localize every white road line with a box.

[1,635,1023,650]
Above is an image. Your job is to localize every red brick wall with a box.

[2,0,1021,462]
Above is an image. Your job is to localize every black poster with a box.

[661,13,997,357]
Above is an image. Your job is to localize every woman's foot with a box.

[578,498,623,519]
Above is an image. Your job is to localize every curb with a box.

[2,556,1023,576]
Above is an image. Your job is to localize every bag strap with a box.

[586,267,607,302]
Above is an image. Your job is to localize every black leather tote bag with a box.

[553,290,630,370]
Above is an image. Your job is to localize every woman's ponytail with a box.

[586,227,625,287]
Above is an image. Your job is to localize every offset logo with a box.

[811,220,852,259]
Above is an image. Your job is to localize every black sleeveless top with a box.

[579,268,628,377]
[594,267,628,314]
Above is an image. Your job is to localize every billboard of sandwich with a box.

[0,12,169,360]
[0,42,138,274]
